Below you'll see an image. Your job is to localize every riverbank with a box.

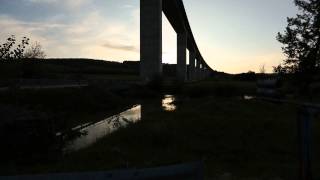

[25,95,312,180]
[1,79,319,180]
[0,81,159,173]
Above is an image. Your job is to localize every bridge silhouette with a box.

[140,0,212,82]
[0,1,210,179]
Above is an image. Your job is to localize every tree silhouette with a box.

[259,64,266,74]
[24,41,46,59]
[276,0,320,77]
[0,35,30,60]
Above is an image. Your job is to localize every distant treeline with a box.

[0,58,204,79]
[210,70,282,82]
[0,58,140,79]
[0,58,284,81]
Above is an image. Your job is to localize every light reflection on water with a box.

[244,95,255,100]
[63,105,141,153]
[62,95,177,153]
[162,95,176,112]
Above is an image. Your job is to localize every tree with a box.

[259,64,266,74]
[273,64,289,75]
[0,35,30,60]
[24,41,46,59]
[276,0,320,76]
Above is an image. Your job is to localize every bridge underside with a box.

[140,0,212,82]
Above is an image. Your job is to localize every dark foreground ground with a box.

[1,60,320,179]
[0,78,319,180]
[27,98,320,180]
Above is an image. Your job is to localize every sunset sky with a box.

[0,0,298,73]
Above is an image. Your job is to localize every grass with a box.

[19,95,320,180]
[1,79,320,180]
[182,79,256,97]
[0,83,155,174]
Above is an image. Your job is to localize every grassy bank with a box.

[26,96,315,180]
[2,79,320,179]
[182,80,256,97]
[0,82,159,173]
[9,79,318,180]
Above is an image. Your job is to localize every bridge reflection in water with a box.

[61,95,176,153]
[162,95,176,112]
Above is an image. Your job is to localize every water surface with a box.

[162,95,176,112]
[63,105,141,153]
[62,95,177,152]
[244,95,255,100]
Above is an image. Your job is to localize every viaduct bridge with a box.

[140,0,213,82]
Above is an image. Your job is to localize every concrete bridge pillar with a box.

[140,0,162,82]
[196,59,201,80]
[188,50,195,81]
[201,64,205,79]
[202,65,206,79]
[206,68,210,77]
[201,63,205,79]
[204,68,208,78]
[177,32,187,82]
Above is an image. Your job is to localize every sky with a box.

[0,0,298,73]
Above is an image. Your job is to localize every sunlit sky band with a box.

[0,0,298,73]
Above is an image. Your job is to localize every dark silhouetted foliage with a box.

[24,41,46,59]
[233,71,257,81]
[276,0,320,76]
[0,35,30,60]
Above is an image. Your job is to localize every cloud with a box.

[24,0,92,10]
[122,4,135,9]
[26,0,57,3]
[0,15,63,42]
[0,0,142,59]
[61,10,140,52]
[102,41,138,52]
